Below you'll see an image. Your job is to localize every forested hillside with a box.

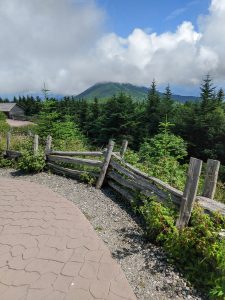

[1,75,224,168]
[74,82,199,103]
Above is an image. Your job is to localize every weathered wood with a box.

[197,196,225,216]
[6,132,11,151]
[108,167,181,205]
[120,140,128,159]
[45,135,52,154]
[33,134,39,155]
[5,150,21,159]
[110,156,182,199]
[110,159,136,179]
[108,180,134,202]
[202,159,220,199]
[112,152,123,161]
[47,162,98,178]
[108,170,158,197]
[47,155,102,167]
[50,151,103,157]
[96,140,115,189]
[124,161,182,198]
[108,170,137,191]
[176,157,202,229]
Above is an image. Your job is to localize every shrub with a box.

[17,150,45,173]
[79,172,95,185]
[0,111,6,121]
[136,195,225,298]
[0,155,15,168]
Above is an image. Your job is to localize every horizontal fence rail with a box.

[47,162,99,178]
[109,153,225,224]
[1,132,225,227]
[50,151,104,157]
[47,155,103,168]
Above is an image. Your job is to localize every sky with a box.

[0,0,224,96]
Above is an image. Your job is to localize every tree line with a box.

[1,75,225,166]
[56,75,225,166]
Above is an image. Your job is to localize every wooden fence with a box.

[2,132,225,228]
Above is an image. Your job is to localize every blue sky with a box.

[96,0,211,37]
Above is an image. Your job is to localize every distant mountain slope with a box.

[75,82,199,103]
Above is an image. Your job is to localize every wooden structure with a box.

[2,132,225,227]
[0,103,25,119]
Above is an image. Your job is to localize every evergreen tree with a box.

[145,80,161,136]
[217,88,224,105]
[99,93,136,145]
[200,74,216,111]
[160,84,174,117]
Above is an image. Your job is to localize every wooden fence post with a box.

[45,135,52,155]
[96,139,115,189]
[176,157,202,229]
[202,159,220,199]
[6,132,11,151]
[120,140,128,159]
[33,135,39,155]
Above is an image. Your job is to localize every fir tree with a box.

[145,79,161,136]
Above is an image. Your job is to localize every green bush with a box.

[210,240,225,299]
[0,111,6,121]
[0,155,15,168]
[0,120,10,136]
[124,121,188,190]
[17,150,45,173]
[79,172,95,185]
[136,195,225,298]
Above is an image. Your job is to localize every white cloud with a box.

[0,0,224,95]
[0,0,105,94]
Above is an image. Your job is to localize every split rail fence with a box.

[2,132,225,229]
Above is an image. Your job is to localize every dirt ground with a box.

[6,119,34,127]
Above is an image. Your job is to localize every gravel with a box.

[0,168,208,300]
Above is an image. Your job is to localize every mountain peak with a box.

[75,82,198,103]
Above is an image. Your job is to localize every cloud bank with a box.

[0,0,224,94]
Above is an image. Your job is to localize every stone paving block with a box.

[45,236,68,250]
[22,247,39,259]
[70,246,89,262]
[0,251,12,267]
[13,271,40,286]
[53,274,73,293]
[79,261,99,279]
[54,248,73,263]
[65,288,94,300]
[8,255,32,270]
[11,245,25,257]
[98,262,120,281]
[67,237,83,249]
[0,178,137,300]
[70,276,90,290]
[0,282,9,294]
[85,250,104,262]
[0,285,28,300]
[30,272,57,289]
[90,279,110,299]
[45,291,65,300]
[27,288,53,300]
[61,261,82,277]
[0,244,11,255]
[0,267,21,285]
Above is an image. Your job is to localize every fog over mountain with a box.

[0,0,224,95]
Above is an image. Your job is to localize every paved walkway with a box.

[0,178,137,300]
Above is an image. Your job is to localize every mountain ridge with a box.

[74,82,199,103]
